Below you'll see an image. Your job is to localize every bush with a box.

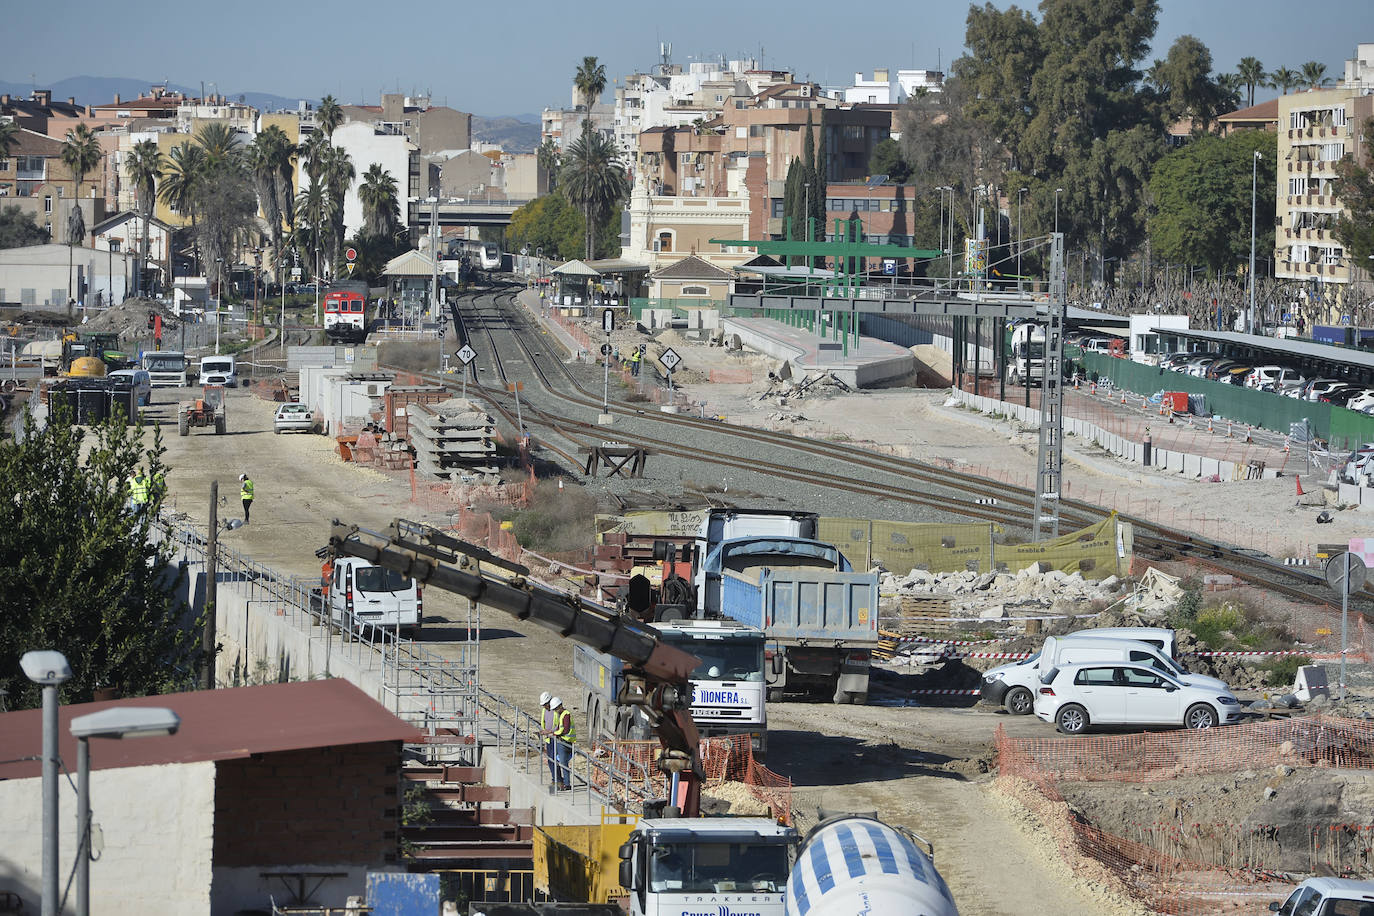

[504,480,596,552]
[1262,655,1313,688]
[1191,603,1244,647]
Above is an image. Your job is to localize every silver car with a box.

[273,402,317,434]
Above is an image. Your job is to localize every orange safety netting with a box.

[588,735,793,824]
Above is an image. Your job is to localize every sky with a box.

[5,0,1373,116]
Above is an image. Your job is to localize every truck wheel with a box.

[1004,686,1034,716]
[178,413,189,436]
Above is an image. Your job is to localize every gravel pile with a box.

[880,565,1127,621]
[757,365,854,404]
[78,298,183,339]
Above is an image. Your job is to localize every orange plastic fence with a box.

[589,735,792,824]
[997,714,1374,784]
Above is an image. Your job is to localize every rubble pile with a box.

[77,298,183,339]
[757,363,853,404]
[879,564,1128,622]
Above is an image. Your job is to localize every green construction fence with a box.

[1075,351,1374,450]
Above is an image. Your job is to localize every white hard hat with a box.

[550,696,563,710]
[539,691,552,706]
[239,474,247,481]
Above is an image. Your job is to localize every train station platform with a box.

[719,316,915,388]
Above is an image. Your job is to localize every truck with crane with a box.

[327,519,957,916]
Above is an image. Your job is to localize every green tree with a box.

[1300,61,1331,89]
[507,191,584,262]
[867,138,911,184]
[247,125,294,263]
[1215,73,1243,116]
[159,141,206,273]
[573,57,607,110]
[189,124,258,291]
[60,123,102,204]
[536,137,561,192]
[194,122,239,170]
[1237,56,1266,107]
[318,95,343,139]
[0,412,202,709]
[1333,118,1374,268]
[1269,66,1301,95]
[782,157,803,241]
[0,205,49,249]
[811,119,828,245]
[0,120,18,160]
[294,181,334,281]
[125,139,163,298]
[1147,129,1277,274]
[953,2,1041,166]
[322,145,354,272]
[358,163,401,238]
[560,130,628,259]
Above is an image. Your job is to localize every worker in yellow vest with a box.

[239,473,254,524]
[628,347,642,378]
[127,469,151,513]
[538,692,557,788]
[549,696,575,791]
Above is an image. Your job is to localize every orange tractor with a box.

[179,384,227,436]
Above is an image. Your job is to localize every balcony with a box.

[16,168,46,182]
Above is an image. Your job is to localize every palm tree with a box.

[159,141,207,273]
[573,56,607,111]
[125,139,163,298]
[247,126,293,263]
[1268,66,1302,95]
[1237,57,1266,107]
[0,120,18,160]
[560,130,628,259]
[298,132,329,189]
[321,145,354,272]
[318,95,343,139]
[1215,73,1243,115]
[294,182,333,282]
[358,163,400,238]
[537,137,561,192]
[1300,61,1331,89]
[194,122,239,168]
[60,124,102,304]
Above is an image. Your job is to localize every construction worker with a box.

[549,696,575,791]
[239,473,254,524]
[628,346,642,378]
[150,467,167,506]
[127,469,150,513]
[538,692,556,787]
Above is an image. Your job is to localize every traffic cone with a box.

[1296,476,1305,497]
[1207,417,1214,433]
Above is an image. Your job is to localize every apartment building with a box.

[0,127,103,203]
[329,121,421,238]
[542,102,615,153]
[343,93,473,159]
[0,90,87,136]
[176,94,259,135]
[1274,87,1374,314]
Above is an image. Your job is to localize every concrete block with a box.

[1293,665,1330,702]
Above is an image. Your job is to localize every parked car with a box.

[1247,366,1305,391]
[1220,365,1255,385]
[1033,662,1242,734]
[1268,877,1374,915]
[107,368,152,406]
[1347,392,1374,413]
[1322,386,1373,407]
[1306,379,1349,401]
[1183,356,1221,377]
[274,402,317,434]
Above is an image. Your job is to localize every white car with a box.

[1347,392,1374,413]
[1269,877,1374,915]
[273,402,317,434]
[107,368,152,406]
[1033,662,1242,734]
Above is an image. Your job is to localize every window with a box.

[1121,667,1166,688]
[680,153,692,164]
[43,196,52,213]
[715,94,724,103]
[843,125,864,140]
[681,284,709,296]
[771,199,785,218]
[1320,142,1344,161]
[656,230,674,253]
[1332,108,1348,127]
[748,124,766,138]
[22,288,36,305]
[0,159,8,171]
[1289,177,1308,196]
[1074,667,1118,686]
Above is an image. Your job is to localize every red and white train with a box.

[322,289,368,343]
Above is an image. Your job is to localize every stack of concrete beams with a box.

[407,397,497,479]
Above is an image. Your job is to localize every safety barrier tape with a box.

[889,612,1102,622]
[906,688,982,695]
[888,645,1354,662]
[886,634,1010,646]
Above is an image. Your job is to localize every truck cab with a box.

[575,618,769,758]
[143,350,189,387]
[618,818,797,916]
[326,556,422,636]
[198,354,237,387]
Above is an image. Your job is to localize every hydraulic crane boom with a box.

[328,519,706,814]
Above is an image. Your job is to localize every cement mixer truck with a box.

[785,815,959,916]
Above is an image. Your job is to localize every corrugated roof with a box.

[1162,328,1374,371]
[0,679,421,780]
[383,249,436,276]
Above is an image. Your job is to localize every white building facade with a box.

[324,122,419,239]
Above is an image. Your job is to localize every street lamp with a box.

[70,707,180,916]
[214,257,225,355]
[1248,150,1262,334]
[1054,188,1064,236]
[1017,188,1028,295]
[21,650,71,916]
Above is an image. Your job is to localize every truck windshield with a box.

[201,360,232,373]
[353,567,413,593]
[660,636,763,682]
[145,355,185,371]
[648,841,790,893]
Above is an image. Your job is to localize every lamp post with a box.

[1249,150,1262,334]
[214,257,225,355]
[1054,188,1064,236]
[1017,188,1028,295]
[21,650,71,916]
[71,707,180,916]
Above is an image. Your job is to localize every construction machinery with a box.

[179,384,227,436]
[62,332,130,374]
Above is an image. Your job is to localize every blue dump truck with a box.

[708,537,880,705]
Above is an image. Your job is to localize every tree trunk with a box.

[585,195,593,260]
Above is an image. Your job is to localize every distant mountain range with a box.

[1,75,542,150]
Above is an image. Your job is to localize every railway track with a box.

[402,283,1368,616]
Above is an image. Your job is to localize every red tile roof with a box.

[1218,98,1279,123]
[0,679,422,780]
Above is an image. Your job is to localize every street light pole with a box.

[1017,188,1028,296]
[1249,150,1262,334]
[1054,188,1064,236]
[937,188,947,287]
[21,650,71,916]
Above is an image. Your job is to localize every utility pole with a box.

[1248,150,1261,334]
[1033,233,1067,541]
[203,482,218,690]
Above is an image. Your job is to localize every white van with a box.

[327,557,423,636]
[198,354,237,387]
[982,633,1224,715]
[1084,627,1177,659]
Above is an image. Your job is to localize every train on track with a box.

[322,283,370,343]
[449,238,502,272]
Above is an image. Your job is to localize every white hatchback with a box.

[1034,662,1242,734]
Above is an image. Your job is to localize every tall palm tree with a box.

[573,56,607,111]
[125,139,163,298]
[298,132,329,189]
[0,120,18,160]
[1268,66,1302,95]
[1300,61,1331,89]
[1215,73,1243,115]
[247,126,293,262]
[318,95,343,139]
[560,130,628,259]
[1237,57,1266,107]
[321,145,354,272]
[294,182,333,281]
[537,137,561,192]
[61,124,102,304]
[358,163,400,238]
[194,122,239,168]
[159,141,207,273]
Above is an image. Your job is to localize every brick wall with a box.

[213,741,400,866]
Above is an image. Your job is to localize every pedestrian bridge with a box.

[407,197,529,229]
